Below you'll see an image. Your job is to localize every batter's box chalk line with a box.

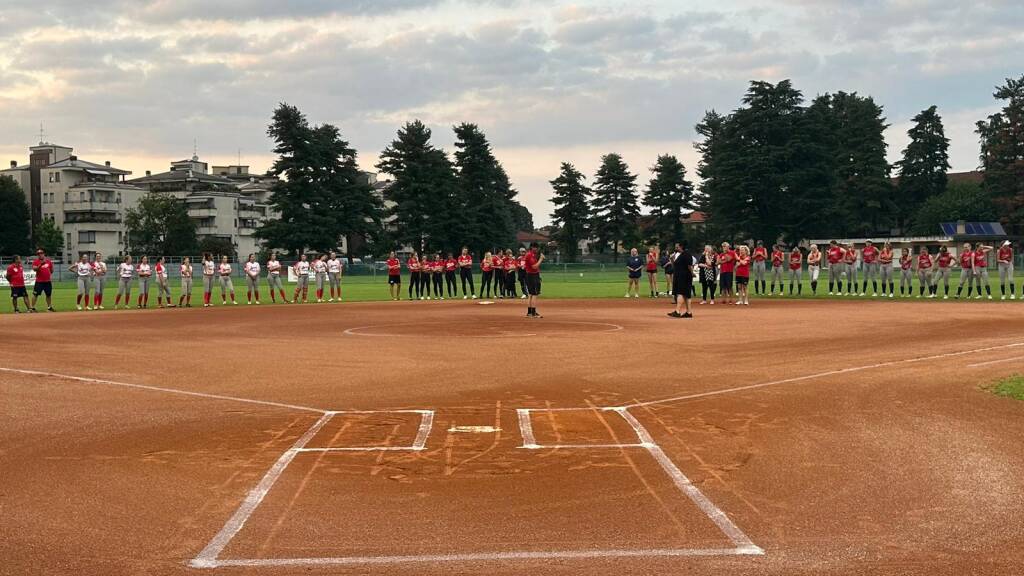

[190,407,762,569]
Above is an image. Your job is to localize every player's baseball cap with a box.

[1003,240,1012,246]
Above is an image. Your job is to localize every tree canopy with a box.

[124,192,198,257]
[0,176,31,255]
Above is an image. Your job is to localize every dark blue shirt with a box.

[627,255,643,271]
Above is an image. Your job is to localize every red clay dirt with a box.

[2,298,1024,575]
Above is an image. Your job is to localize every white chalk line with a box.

[0,366,329,414]
[190,412,336,568]
[412,410,435,449]
[517,409,537,449]
[343,321,622,338]
[622,341,1024,409]
[198,547,761,567]
[968,355,1024,368]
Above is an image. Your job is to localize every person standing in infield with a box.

[660,245,674,297]
[827,240,844,295]
[155,256,174,308]
[444,252,458,299]
[136,255,152,308]
[735,245,752,305]
[718,242,735,304]
[179,257,194,307]
[480,251,494,299]
[807,244,822,294]
[406,251,421,300]
[935,246,954,299]
[70,254,93,310]
[769,244,785,296]
[750,241,767,296]
[955,243,975,299]
[217,255,237,305]
[973,244,994,299]
[667,243,694,318]
[201,253,216,307]
[697,245,717,304]
[917,246,934,298]
[4,255,30,313]
[432,252,445,299]
[312,254,328,303]
[899,247,914,297]
[517,247,529,299]
[458,247,475,299]
[292,253,311,304]
[327,252,342,302]
[997,240,1015,300]
[114,255,134,309]
[92,252,107,309]
[266,253,287,304]
[626,247,643,298]
[787,246,803,296]
[646,246,659,298]
[386,251,402,300]
[879,242,895,298]
[861,240,880,296]
[244,254,261,305]
[30,248,55,312]
[493,251,506,299]
[524,242,544,318]
[503,249,517,299]
[844,243,859,296]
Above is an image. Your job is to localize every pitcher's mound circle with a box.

[344,320,623,338]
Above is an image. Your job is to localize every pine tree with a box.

[453,123,518,254]
[694,110,728,242]
[591,153,640,260]
[549,162,590,262]
[643,154,694,247]
[0,176,31,255]
[976,75,1024,232]
[895,105,950,231]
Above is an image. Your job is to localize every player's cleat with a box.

[463,295,467,299]
[256,301,260,305]
[1001,295,1006,300]
[872,293,878,297]
[829,291,834,295]
[943,295,948,299]
[521,294,527,299]
[98,306,104,310]
[232,301,238,305]
[859,292,866,297]
[975,294,982,299]
[988,295,993,300]
[916,294,921,298]
[472,295,477,299]
[888,294,893,298]
[1011,294,1016,300]
[76,305,82,311]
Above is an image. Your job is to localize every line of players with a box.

[382,247,529,301]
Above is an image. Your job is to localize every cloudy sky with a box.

[1,0,1021,225]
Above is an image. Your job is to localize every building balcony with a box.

[64,213,122,225]
[187,207,217,218]
[64,221,122,232]
[196,226,223,235]
[63,200,120,213]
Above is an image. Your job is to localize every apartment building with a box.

[2,143,143,261]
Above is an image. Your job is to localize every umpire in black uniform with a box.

[668,242,694,318]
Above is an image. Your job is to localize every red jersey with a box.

[937,253,953,268]
[718,250,736,274]
[918,254,932,269]
[431,260,442,273]
[827,246,844,264]
[524,249,541,274]
[753,247,767,262]
[445,258,457,272]
[5,264,25,287]
[959,251,973,268]
[974,250,988,268]
[771,250,784,266]
[998,246,1013,263]
[879,249,893,264]
[481,258,492,272]
[457,254,472,268]
[735,255,750,278]
[645,253,658,271]
[406,257,420,272]
[504,256,516,272]
[862,246,879,264]
[843,249,857,264]
[900,255,913,270]
[386,257,400,276]
[32,258,53,282]
[789,250,802,270]
[517,255,526,269]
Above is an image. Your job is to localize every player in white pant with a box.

[92,253,108,309]
[114,255,134,309]
[997,240,1015,300]
[201,253,216,307]
[218,256,237,305]
[179,257,194,307]
[244,254,261,304]
[327,252,343,302]
[266,253,288,303]
[70,254,93,310]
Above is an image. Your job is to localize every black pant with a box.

[701,279,716,301]
[421,272,432,296]
[517,269,528,295]
[433,272,443,296]
[495,269,507,296]
[408,272,420,299]
[460,267,475,296]
[445,271,457,297]
[505,270,517,297]
[481,270,493,297]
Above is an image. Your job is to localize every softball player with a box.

[787,246,803,295]
[807,244,821,294]
[458,248,475,299]
[218,256,237,305]
[312,254,328,302]
[769,245,784,295]
[861,240,880,296]
[504,249,518,298]
[244,254,261,304]
[154,257,173,308]
[444,253,458,299]
[137,256,152,308]
[70,254,93,310]
[646,247,659,298]
[480,251,493,299]
[899,248,914,297]
[955,243,975,299]
[407,252,421,300]
[292,254,310,303]
[752,241,767,295]
[202,253,216,307]
[997,241,1015,300]
[179,257,194,307]
[432,253,444,299]
[386,251,401,300]
[517,248,529,299]
[935,246,953,299]
[843,243,858,296]
[327,252,342,302]
[827,240,845,295]
[917,247,934,298]
[420,254,434,299]
[974,245,994,299]
[92,253,107,309]
[266,253,287,303]
[879,242,895,298]
[493,251,506,299]
[718,242,735,305]
[734,245,751,306]
[114,255,134,309]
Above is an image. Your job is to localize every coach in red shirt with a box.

[524,242,544,318]
[5,255,31,313]
[31,248,55,312]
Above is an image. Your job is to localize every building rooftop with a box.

[129,170,236,185]
[48,157,131,175]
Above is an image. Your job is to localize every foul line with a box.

[968,355,1024,368]
[0,366,329,414]
[622,341,1024,409]
[190,412,336,568]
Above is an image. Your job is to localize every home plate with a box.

[448,426,501,433]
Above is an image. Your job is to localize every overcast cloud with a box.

[1,0,1021,225]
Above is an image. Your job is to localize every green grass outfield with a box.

[4,268,1024,314]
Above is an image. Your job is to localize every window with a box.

[118,231,123,243]
[54,172,60,183]
[64,192,69,202]
[66,233,72,246]
[78,231,96,244]
[80,191,85,201]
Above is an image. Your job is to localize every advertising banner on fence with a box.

[0,270,36,287]
[286,267,317,283]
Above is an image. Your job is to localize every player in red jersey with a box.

[430,252,444,300]
[406,252,421,300]
[997,240,1015,300]
[734,245,751,305]
[523,242,544,317]
[898,247,914,297]
[645,246,659,298]
[843,243,859,296]
[480,251,494,299]
[516,247,529,299]
[973,244,993,299]
[769,244,785,296]
[955,243,975,299]
[827,240,845,295]
[751,241,767,295]
[934,246,954,298]
[493,251,506,299]
[861,240,880,296]
[916,246,934,298]
[718,242,736,304]
[443,253,457,299]
[4,255,30,313]
[879,242,895,298]
[30,248,55,312]
[503,249,518,298]
[385,251,401,300]
[787,246,803,296]
[457,247,475,299]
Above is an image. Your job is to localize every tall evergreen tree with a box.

[895,105,950,231]
[591,153,640,260]
[453,123,518,253]
[0,176,31,255]
[124,192,198,257]
[694,110,728,241]
[377,120,459,253]
[549,162,590,262]
[510,201,534,232]
[258,103,380,256]
[643,154,695,247]
[976,75,1024,232]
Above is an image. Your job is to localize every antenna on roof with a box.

[38,122,45,145]
[238,148,241,166]
[192,137,198,162]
